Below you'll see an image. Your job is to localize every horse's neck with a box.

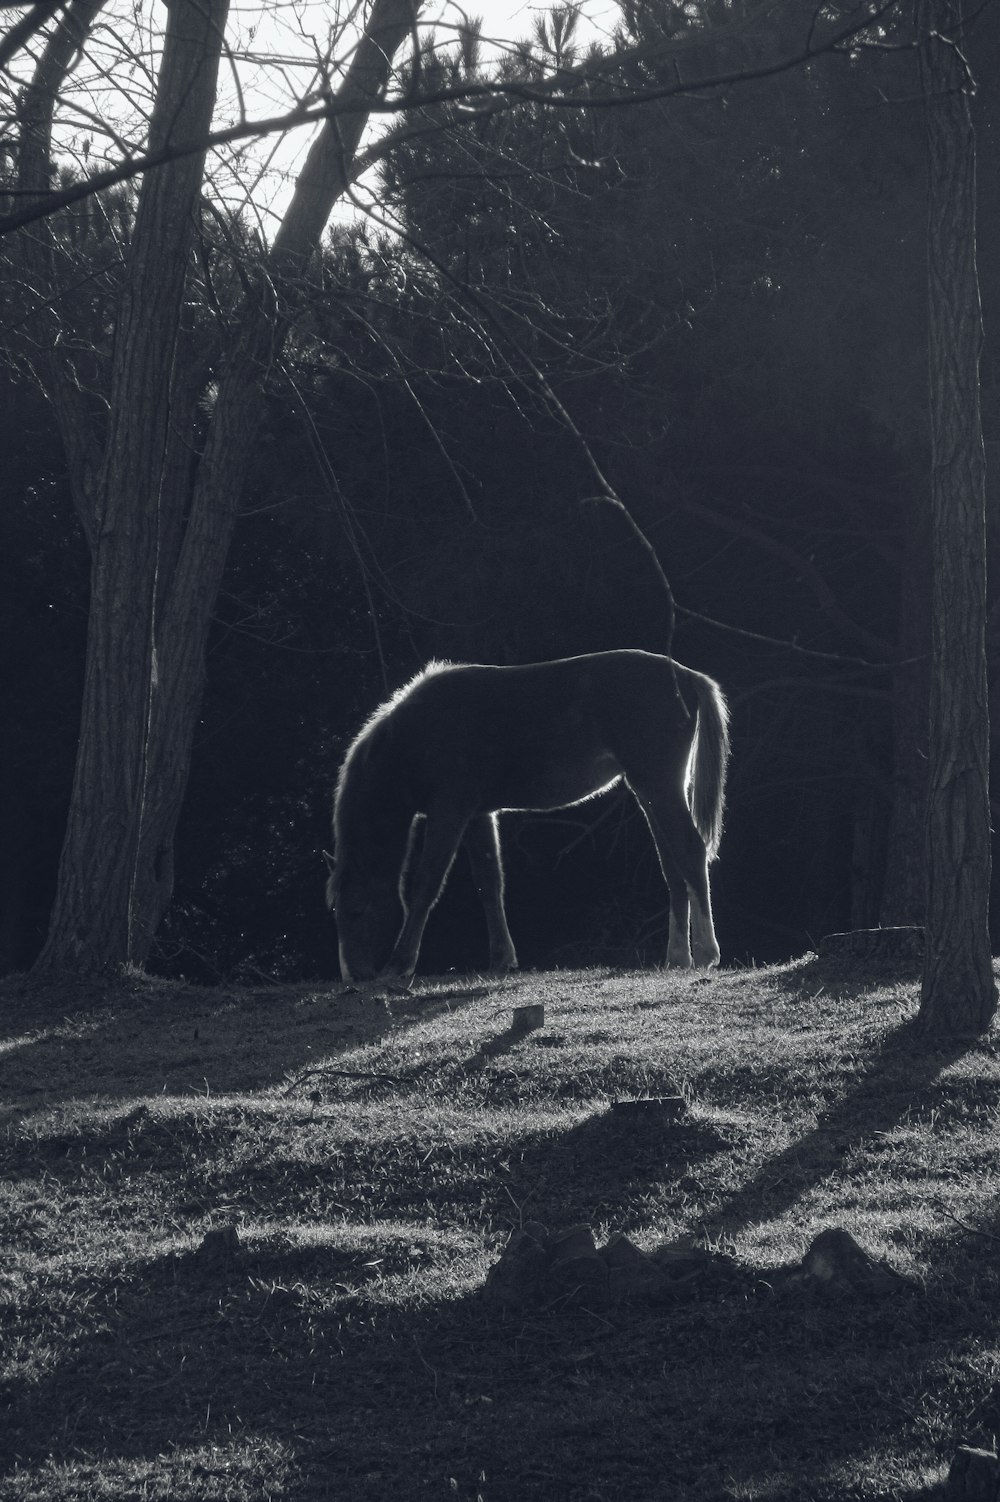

[344,745,414,871]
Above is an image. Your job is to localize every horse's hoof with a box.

[380,972,415,994]
[341,978,390,1002]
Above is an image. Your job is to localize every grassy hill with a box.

[2,958,999,1501]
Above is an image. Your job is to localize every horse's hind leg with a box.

[382,804,469,981]
[685,848,720,970]
[464,814,519,973]
[661,847,695,969]
[631,783,720,970]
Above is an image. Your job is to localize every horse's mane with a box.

[333,661,455,843]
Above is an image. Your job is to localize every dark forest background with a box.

[4,0,1000,983]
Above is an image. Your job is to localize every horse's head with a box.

[324,850,402,981]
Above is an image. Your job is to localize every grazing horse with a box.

[325,649,729,983]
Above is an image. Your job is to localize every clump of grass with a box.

[2,957,999,1499]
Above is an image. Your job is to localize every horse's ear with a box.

[322,849,336,875]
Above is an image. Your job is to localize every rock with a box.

[193,1224,242,1269]
[511,1004,545,1034]
[484,1224,548,1307]
[947,1446,1000,1502]
[547,1224,598,1262]
[599,1232,653,1271]
[798,1228,913,1297]
[485,1222,610,1309]
[484,1223,735,1310]
[518,1220,549,1247]
[653,1239,723,1278]
[599,1233,664,1303]
[466,1008,546,1068]
[546,1224,609,1306]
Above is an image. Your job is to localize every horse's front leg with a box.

[380,805,469,982]
[464,813,518,973]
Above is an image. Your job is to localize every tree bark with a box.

[29,0,419,974]
[32,0,231,971]
[879,482,931,926]
[916,0,997,1033]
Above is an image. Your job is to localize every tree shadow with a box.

[477,958,977,1247]
[0,972,495,1116]
[0,1207,973,1502]
[914,1189,1000,1449]
[705,1012,973,1243]
[761,945,926,999]
[2,959,994,1498]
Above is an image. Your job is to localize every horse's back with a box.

[402,649,687,705]
[382,651,697,814]
[396,650,681,733]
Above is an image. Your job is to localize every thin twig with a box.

[283,1062,429,1093]
[935,1203,1000,1242]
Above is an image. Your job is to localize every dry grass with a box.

[2,957,1000,1500]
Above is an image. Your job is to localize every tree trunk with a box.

[125,308,278,959]
[879,480,931,926]
[33,0,231,972]
[30,0,418,974]
[916,0,997,1033]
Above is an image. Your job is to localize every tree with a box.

[916,0,997,1033]
[7,0,417,973]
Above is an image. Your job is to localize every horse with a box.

[325,649,729,984]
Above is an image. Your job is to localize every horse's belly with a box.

[492,754,622,813]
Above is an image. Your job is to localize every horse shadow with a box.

[490,1097,734,1234]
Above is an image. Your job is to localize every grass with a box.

[2,956,1000,1500]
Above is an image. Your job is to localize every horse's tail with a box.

[687,671,730,862]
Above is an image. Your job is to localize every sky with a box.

[216,0,620,232]
[4,0,618,236]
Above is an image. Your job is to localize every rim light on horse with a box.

[325,650,729,983]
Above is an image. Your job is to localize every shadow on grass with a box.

[496,1104,733,1232]
[705,1010,974,1243]
[0,972,496,1112]
[476,966,979,1247]
[2,960,994,1500]
[915,1189,1000,1452]
[0,1208,972,1502]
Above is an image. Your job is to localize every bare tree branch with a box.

[675,492,894,659]
[0,0,904,236]
[0,0,66,70]
[11,0,110,539]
